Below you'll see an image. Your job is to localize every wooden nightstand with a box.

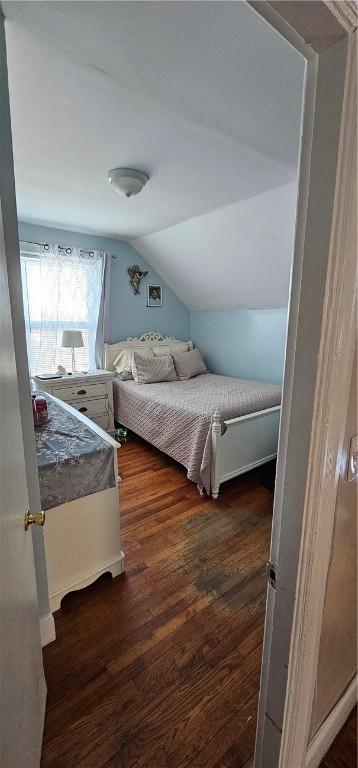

[33,370,115,433]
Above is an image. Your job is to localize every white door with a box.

[0,16,46,768]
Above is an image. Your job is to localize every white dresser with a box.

[34,370,115,432]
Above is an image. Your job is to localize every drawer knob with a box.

[79,406,88,413]
[77,389,87,395]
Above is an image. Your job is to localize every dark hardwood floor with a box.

[40,435,357,767]
[41,435,272,767]
[320,708,357,768]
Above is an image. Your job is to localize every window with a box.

[20,245,104,375]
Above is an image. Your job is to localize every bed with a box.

[104,333,281,498]
[35,394,124,612]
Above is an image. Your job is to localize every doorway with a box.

[0,2,356,767]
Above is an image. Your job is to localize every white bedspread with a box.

[113,373,281,493]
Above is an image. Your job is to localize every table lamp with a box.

[61,330,84,372]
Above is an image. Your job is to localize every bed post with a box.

[211,410,221,499]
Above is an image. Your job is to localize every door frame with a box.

[248,3,357,766]
[280,29,357,768]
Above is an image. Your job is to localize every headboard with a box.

[104,332,193,372]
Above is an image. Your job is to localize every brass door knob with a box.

[24,509,45,530]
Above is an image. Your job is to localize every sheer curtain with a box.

[21,243,107,375]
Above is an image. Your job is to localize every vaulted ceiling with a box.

[132,181,298,310]
[3,1,304,308]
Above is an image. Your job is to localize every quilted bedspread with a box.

[113,373,281,494]
[35,397,116,510]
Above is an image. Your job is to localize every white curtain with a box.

[95,251,111,369]
[21,243,106,375]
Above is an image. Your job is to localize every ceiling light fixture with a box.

[108,167,149,198]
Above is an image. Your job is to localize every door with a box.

[0,14,46,768]
[310,345,357,739]
[254,21,356,768]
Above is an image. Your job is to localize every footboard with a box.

[211,405,281,498]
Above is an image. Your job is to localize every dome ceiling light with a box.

[108,167,149,198]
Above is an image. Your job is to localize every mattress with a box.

[35,396,116,510]
[113,373,281,493]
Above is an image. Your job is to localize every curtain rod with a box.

[20,239,118,259]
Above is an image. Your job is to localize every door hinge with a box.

[266,561,277,589]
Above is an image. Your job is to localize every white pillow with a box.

[152,342,190,356]
[152,345,172,357]
[112,347,154,374]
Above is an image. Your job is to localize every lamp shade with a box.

[61,330,84,349]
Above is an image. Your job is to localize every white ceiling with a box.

[4,1,304,240]
[133,181,298,310]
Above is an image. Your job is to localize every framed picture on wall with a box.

[147,284,163,307]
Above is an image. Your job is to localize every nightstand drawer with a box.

[70,397,108,417]
[52,382,107,402]
[92,413,110,431]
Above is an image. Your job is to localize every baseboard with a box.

[39,612,56,648]
[305,675,357,768]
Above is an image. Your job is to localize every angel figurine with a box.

[127,265,148,295]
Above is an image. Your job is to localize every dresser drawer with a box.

[69,397,108,417]
[52,382,107,402]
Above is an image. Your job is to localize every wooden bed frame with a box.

[104,333,281,498]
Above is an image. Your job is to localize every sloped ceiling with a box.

[4,1,304,309]
[4,1,303,239]
[132,181,298,310]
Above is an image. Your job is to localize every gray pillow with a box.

[132,351,177,384]
[171,347,208,380]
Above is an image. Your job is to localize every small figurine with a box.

[128,265,148,295]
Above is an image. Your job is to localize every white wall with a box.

[132,181,298,311]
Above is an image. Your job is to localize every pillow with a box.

[151,346,172,357]
[171,347,208,380]
[152,342,190,356]
[132,352,177,384]
[112,347,154,374]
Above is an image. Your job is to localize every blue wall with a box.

[18,223,287,382]
[190,308,288,383]
[18,222,190,343]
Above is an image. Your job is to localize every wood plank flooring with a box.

[321,708,357,768]
[40,434,357,767]
[41,435,272,767]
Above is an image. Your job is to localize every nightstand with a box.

[33,370,115,433]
